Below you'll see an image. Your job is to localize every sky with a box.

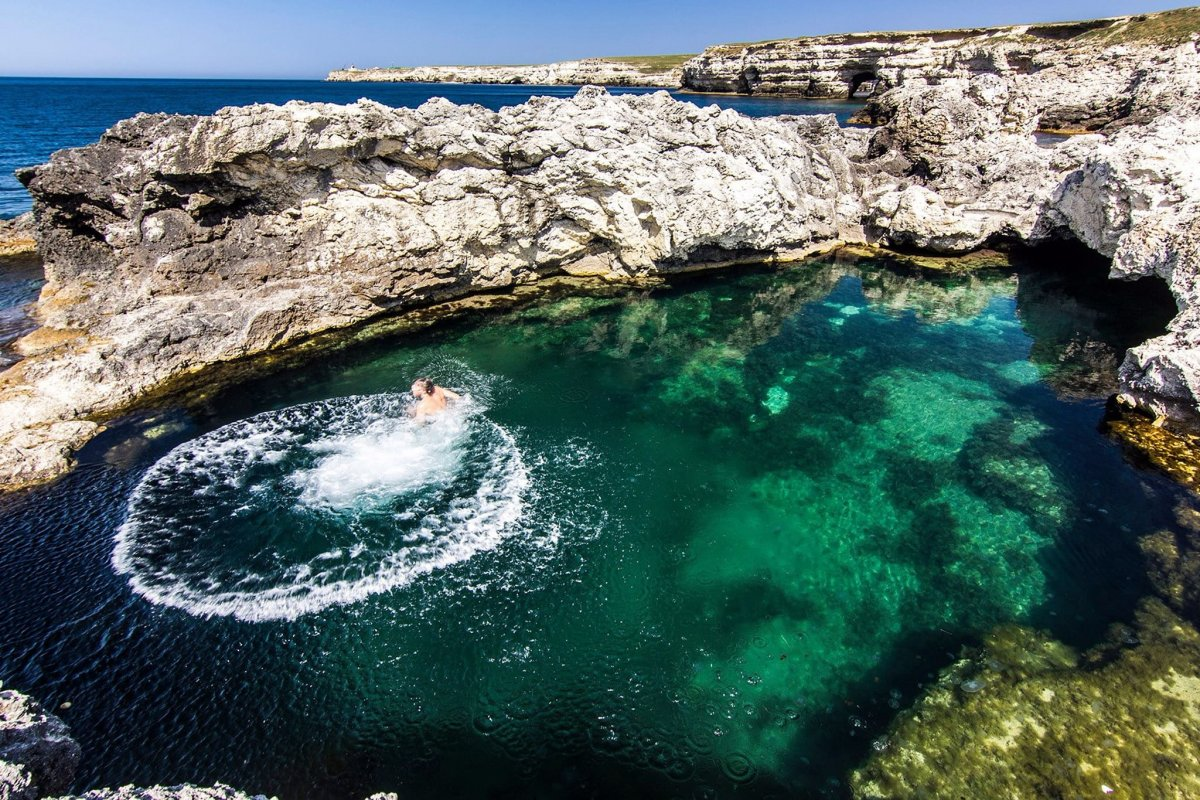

[0,0,1192,79]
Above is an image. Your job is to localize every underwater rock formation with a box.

[4,29,1200,488]
[851,598,1200,799]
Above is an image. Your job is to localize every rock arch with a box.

[849,71,879,99]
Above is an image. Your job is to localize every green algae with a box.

[852,598,1200,800]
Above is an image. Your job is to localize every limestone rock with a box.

[0,759,37,800]
[5,31,1200,490]
[1,87,861,489]
[55,785,267,800]
[682,7,1199,133]
[327,57,682,87]
[0,213,36,257]
[0,688,81,798]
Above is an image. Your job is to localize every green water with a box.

[2,252,1184,798]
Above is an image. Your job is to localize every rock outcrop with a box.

[326,56,685,88]
[3,29,1200,489]
[2,88,862,488]
[0,213,36,257]
[0,685,269,800]
[683,7,1200,131]
[59,785,264,800]
[0,687,81,798]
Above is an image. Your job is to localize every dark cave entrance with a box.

[849,71,878,99]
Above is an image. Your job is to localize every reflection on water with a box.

[0,252,1186,798]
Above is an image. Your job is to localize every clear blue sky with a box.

[1,0,1192,79]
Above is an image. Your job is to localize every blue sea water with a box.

[0,77,863,219]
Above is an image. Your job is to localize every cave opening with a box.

[849,71,879,99]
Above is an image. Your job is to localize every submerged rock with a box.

[851,598,1200,799]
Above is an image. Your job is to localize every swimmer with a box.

[410,377,461,420]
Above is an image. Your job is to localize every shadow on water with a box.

[0,245,1193,800]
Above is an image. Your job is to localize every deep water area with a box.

[0,251,1188,798]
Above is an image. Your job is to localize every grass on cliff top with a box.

[700,5,1200,55]
[355,55,692,74]
[596,54,695,73]
[1077,5,1200,44]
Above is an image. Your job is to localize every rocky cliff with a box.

[0,684,268,800]
[3,35,1200,489]
[326,56,686,87]
[0,213,36,257]
[682,8,1200,131]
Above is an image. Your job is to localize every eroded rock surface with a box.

[2,88,863,488]
[0,688,80,798]
[327,58,683,87]
[0,213,36,257]
[55,785,266,800]
[4,30,1200,489]
[682,7,1200,132]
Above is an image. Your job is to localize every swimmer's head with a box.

[411,377,435,398]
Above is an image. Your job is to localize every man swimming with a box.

[410,377,461,420]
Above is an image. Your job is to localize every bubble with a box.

[113,391,531,622]
[720,751,758,784]
[472,712,505,735]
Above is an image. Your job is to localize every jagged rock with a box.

[327,57,682,87]
[4,28,1200,490]
[682,7,1200,132]
[54,785,267,800]
[0,213,36,258]
[0,759,37,800]
[1,87,862,489]
[0,688,81,798]
[851,598,1200,799]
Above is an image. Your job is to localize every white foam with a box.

[290,404,471,510]
[113,390,531,623]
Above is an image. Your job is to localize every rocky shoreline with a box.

[326,56,685,88]
[5,14,1200,799]
[6,31,1200,491]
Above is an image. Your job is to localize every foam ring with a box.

[113,393,528,622]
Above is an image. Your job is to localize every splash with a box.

[113,392,529,622]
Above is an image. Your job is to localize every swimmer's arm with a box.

[443,388,462,400]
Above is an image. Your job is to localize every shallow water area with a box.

[0,252,1188,798]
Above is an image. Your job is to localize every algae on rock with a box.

[851,598,1200,800]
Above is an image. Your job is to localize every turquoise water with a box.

[0,252,1184,797]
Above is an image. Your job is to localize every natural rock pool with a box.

[0,250,1189,798]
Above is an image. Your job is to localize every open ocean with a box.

[0,77,863,219]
